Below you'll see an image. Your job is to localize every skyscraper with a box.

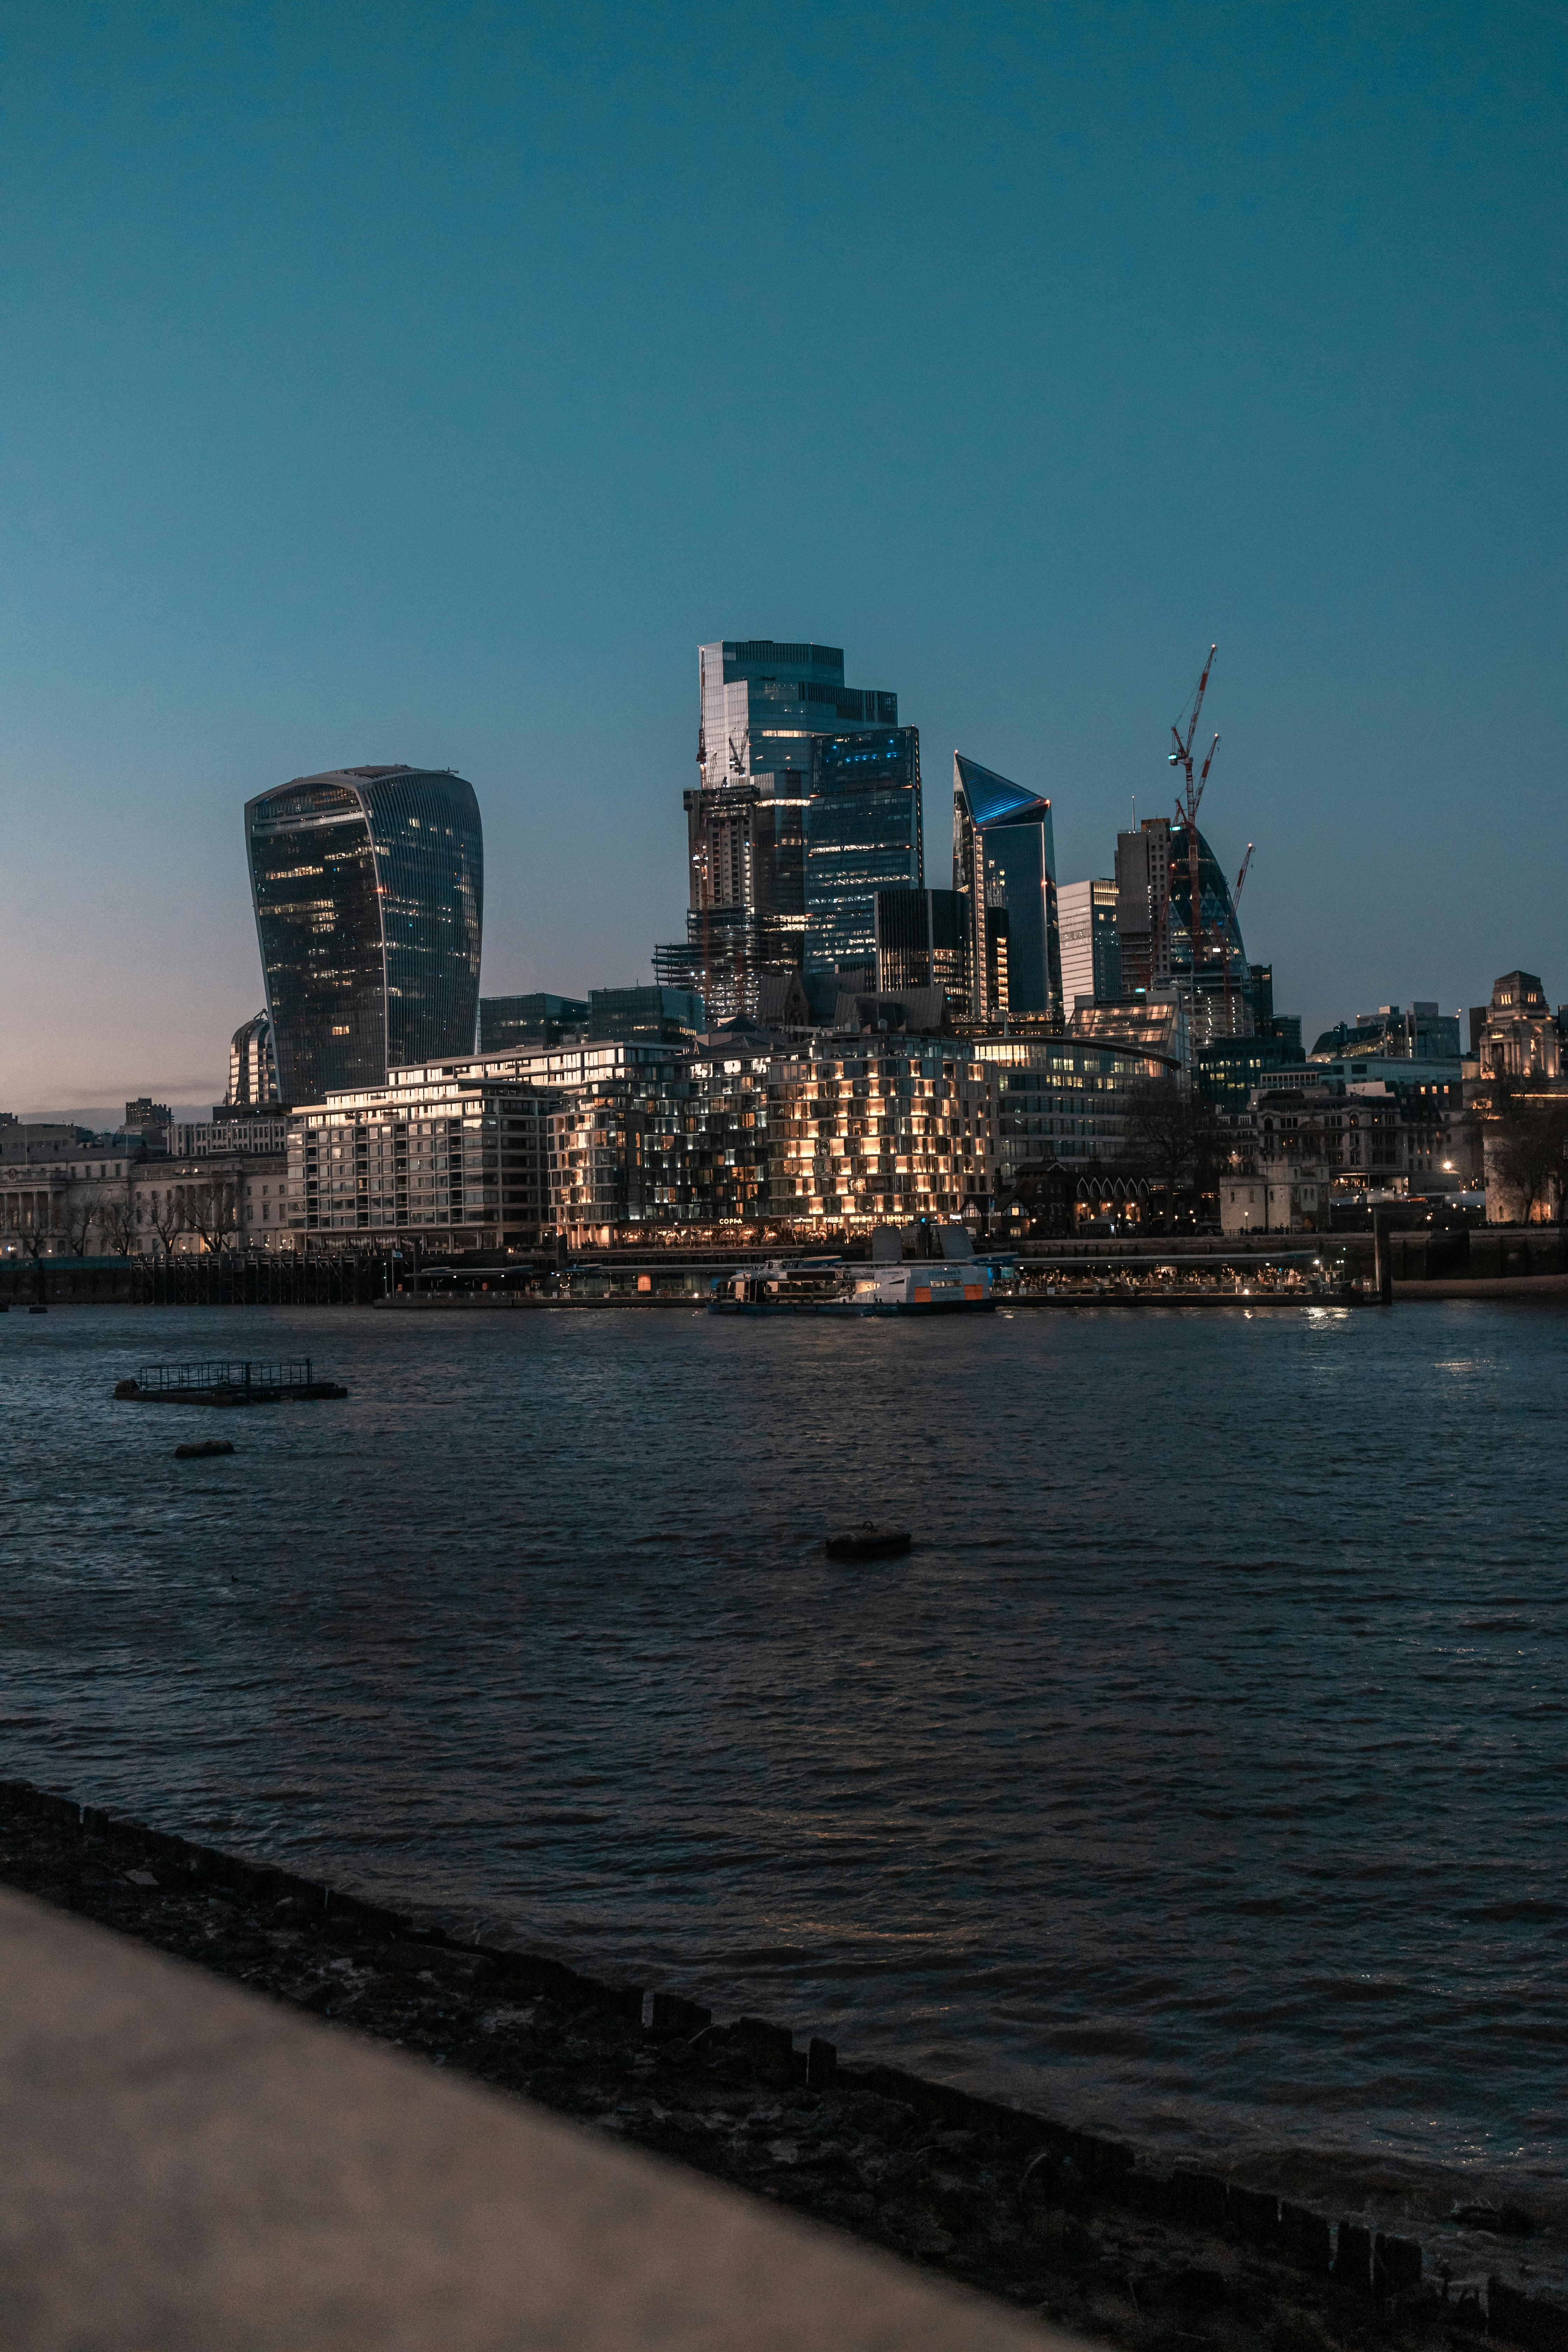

[1113,816,1250,1044]
[805,726,923,969]
[874,887,968,1007]
[952,754,1062,1024]
[656,639,907,1016]
[245,764,483,1104]
[226,1010,280,1107]
[698,639,898,791]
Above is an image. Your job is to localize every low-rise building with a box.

[1,1140,289,1258]
[969,1034,1172,1189]
[171,1116,294,1157]
[1217,1083,1405,1233]
[131,1156,291,1253]
[1468,971,1563,1079]
[1313,1001,1462,1063]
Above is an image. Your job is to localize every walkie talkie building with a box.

[245,765,483,1105]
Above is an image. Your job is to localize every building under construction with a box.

[1111,647,1265,1051]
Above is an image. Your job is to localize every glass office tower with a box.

[952,754,1062,1023]
[805,728,923,969]
[1056,879,1122,1010]
[1114,815,1252,1041]
[874,887,968,1008]
[245,764,483,1104]
[697,639,898,792]
[658,639,907,1016]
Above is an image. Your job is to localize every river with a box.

[3,1297,1565,2243]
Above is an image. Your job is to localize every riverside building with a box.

[286,1069,552,1250]
[246,764,483,1103]
[0,1142,292,1259]
[552,1052,773,1237]
[765,1042,997,1227]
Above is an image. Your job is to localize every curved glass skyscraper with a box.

[245,765,483,1104]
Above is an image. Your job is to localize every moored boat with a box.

[709,1222,1001,1316]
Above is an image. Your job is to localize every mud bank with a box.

[1,1778,1560,2352]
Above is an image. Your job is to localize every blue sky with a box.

[2,0,1563,1111]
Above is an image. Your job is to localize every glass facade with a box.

[874,887,967,1004]
[226,1010,280,1107]
[970,1035,1170,1182]
[479,995,590,1051]
[952,754,1062,1022]
[805,728,923,969]
[665,640,908,1015]
[697,641,897,796]
[1114,816,1249,1043]
[246,765,483,1105]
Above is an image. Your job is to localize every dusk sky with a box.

[2,0,1563,1113]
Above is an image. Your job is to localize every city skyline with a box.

[2,2,1564,1110]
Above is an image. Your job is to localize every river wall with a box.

[3,1776,1563,2352]
[4,1227,1567,1307]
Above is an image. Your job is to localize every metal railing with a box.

[135,1359,314,1393]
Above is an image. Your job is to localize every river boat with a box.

[710,1225,1001,1316]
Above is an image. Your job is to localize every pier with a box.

[113,1357,348,1405]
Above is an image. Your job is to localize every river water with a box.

[3,1299,1566,2246]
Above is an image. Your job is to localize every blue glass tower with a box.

[952,754,1062,1024]
[805,727,923,969]
[245,764,483,1104]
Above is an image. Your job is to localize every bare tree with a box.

[1120,1078,1217,1233]
[61,1186,103,1255]
[98,1186,138,1256]
[186,1173,241,1254]
[1493,1092,1568,1224]
[144,1184,186,1258]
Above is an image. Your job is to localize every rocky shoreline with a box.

[2,1776,1561,2352]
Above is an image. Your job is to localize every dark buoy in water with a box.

[174,1438,236,1460]
[825,1523,912,1563]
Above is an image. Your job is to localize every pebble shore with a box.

[2,1778,1560,2352]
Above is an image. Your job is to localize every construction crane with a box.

[1165,645,1219,999]
[1220,843,1255,1037]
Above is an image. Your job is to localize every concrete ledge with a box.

[0,1885,1069,2351]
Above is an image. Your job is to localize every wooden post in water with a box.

[1373,1210,1393,1306]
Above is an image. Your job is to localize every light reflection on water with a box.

[2,1298,1566,2235]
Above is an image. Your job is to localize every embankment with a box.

[1,1777,1560,2352]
